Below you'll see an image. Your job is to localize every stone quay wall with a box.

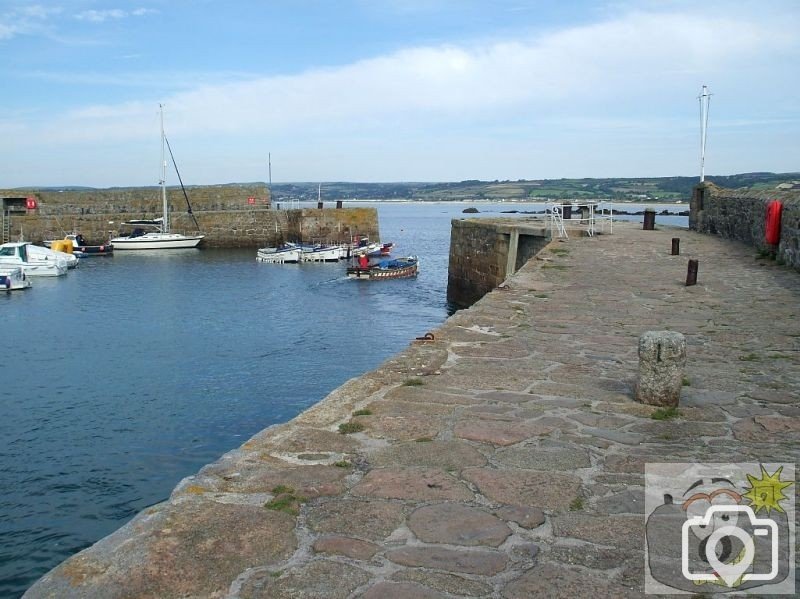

[0,186,378,248]
[447,218,550,309]
[690,182,800,269]
[26,222,800,598]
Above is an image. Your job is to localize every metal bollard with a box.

[671,238,680,255]
[686,259,698,286]
[336,200,343,209]
[635,331,686,407]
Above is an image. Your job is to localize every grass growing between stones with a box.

[339,421,365,434]
[265,486,307,516]
[542,264,569,270]
[651,406,681,421]
[569,496,584,511]
[352,408,373,416]
[738,353,761,362]
[402,378,424,387]
[334,460,351,468]
[549,248,570,256]
[682,376,691,386]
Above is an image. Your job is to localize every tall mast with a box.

[159,103,168,233]
[268,152,272,204]
[698,85,711,182]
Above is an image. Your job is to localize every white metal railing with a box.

[546,201,614,237]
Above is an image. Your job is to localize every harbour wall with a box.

[446,218,551,309]
[0,185,379,247]
[690,182,800,270]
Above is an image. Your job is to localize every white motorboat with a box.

[0,242,68,277]
[25,242,79,269]
[300,244,343,263]
[0,266,32,290]
[256,243,302,264]
[111,105,205,250]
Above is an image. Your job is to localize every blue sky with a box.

[1,0,798,187]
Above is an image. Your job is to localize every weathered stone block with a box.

[635,330,686,407]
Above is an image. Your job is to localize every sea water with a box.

[0,201,687,596]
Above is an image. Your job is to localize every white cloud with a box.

[52,8,791,140]
[4,4,799,184]
[0,4,60,39]
[74,7,158,23]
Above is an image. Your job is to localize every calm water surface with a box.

[0,201,686,596]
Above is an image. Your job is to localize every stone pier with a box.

[26,222,800,598]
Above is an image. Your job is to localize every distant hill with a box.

[270,172,800,203]
[16,172,799,203]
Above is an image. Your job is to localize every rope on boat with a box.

[164,135,202,232]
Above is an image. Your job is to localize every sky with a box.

[1,0,798,187]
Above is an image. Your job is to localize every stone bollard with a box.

[635,331,686,407]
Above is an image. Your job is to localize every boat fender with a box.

[5,279,10,289]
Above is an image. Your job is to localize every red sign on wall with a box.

[26,197,38,210]
[247,197,256,205]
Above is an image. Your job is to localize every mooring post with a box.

[643,209,656,230]
[635,331,686,407]
[317,201,323,209]
[686,259,698,286]
[671,238,680,255]
[336,200,343,209]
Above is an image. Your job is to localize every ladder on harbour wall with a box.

[1,211,10,244]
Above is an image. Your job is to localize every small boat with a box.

[367,242,394,258]
[25,242,79,269]
[47,234,113,257]
[256,243,302,264]
[0,242,68,277]
[347,256,419,280]
[349,235,382,257]
[110,105,205,250]
[0,266,31,291]
[300,243,343,263]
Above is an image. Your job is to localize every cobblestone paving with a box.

[27,223,800,598]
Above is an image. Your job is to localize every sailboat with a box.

[111,105,205,250]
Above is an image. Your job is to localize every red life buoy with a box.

[765,200,783,245]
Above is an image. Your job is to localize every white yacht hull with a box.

[110,233,205,250]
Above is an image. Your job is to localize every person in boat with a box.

[358,254,369,269]
[75,234,87,246]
